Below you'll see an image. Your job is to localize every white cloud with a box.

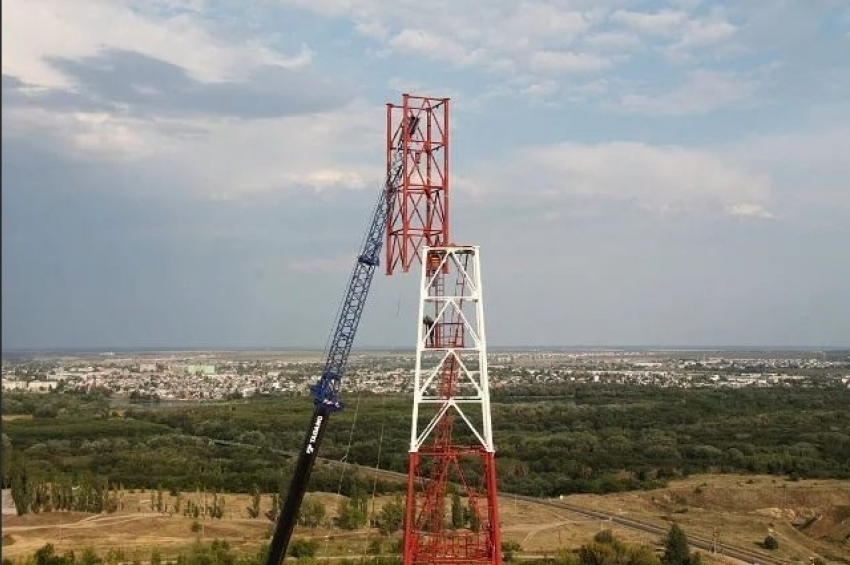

[610,7,736,59]
[2,106,175,161]
[676,19,737,48]
[389,29,473,63]
[617,70,758,115]
[720,127,850,219]
[528,51,612,73]
[2,98,384,199]
[278,0,620,82]
[583,31,642,52]
[726,203,774,219]
[511,4,589,39]
[354,19,388,40]
[610,10,689,36]
[521,81,559,98]
[284,169,371,192]
[1,0,309,88]
[466,141,773,217]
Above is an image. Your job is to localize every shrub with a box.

[289,539,319,559]
[367,539,382,555]
[502,541,522,562]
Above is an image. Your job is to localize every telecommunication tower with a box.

[386,95,502,565]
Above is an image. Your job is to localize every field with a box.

[566,474,850,564]
[3,475,848,564]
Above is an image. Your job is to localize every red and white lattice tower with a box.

[386,95,450,275]
[386,94,502,565]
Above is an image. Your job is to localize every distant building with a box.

[184,364,216,375]
[27,381,55,393]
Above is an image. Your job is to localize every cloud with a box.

[528,51,612,74]
[18,48,347,119]
[718,127,850,225]
[726,203,774,219]
[279,0,614,81]
[610,10,689,36]
[582,31,642,52]
[609,7,737,61]
[388,29,473,63]
[674,18,737,49]
[616,70,759,115]
[511,3,589,39]
[1,0,309,88]
[466,141,773,217]
[2,89,384,199]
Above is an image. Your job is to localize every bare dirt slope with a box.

[2,476,848,563]
[566,474,850,564]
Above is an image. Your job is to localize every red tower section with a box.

[386,94,450,276]
[385,94,501,565]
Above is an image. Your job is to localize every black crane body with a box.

[265,117,415,565]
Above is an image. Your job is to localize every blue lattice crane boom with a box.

[265,115,416,565]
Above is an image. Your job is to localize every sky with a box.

[2,0,849,351]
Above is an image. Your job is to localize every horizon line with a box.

[3,344,849,355]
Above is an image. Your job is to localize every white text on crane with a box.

[306,415,323,454]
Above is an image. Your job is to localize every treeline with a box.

[2,389,111,419]
[4,540,402,565]
[4,524,704,565]
[3,385,849,500]
[6,471,120,515]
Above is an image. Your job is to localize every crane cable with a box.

[366,395,387,550]
[335,386,363,497]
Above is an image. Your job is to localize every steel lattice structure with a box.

[385,94,501,565]
[402,246,501,565]
[385,94,450,275]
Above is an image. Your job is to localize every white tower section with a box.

[409,245,494,453]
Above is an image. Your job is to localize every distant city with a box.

[3,348,848,401]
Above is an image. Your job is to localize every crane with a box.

[264,114,417,565]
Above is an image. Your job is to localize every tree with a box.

[467,499,481,533]
[79,548,102,565]
[1,434,12,489]
[579,534,660,565]
[663,525,697,565]
[33,544,74,565]
[247,485,261,518]
[578,541,620,565]
[10,457,32,516]
[337,491,368,530]
[377,496,405,535]
[763,535,779,550]
[299,495,326,528]
[451,493,464,529]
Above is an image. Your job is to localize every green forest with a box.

[3,384,849,502]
